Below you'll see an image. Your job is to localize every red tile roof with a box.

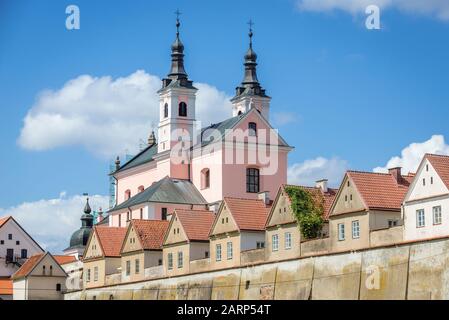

[95,226,127,257]
[175,209,215,241]
[0,216,11,229]
[426,153,449,190]
[284,185,338,220]
[53,255,77,265]
[0,278,12,295]
[340,170,412,212]
[12,253,45,279]
[223,197,270,231]
[131,219,170,250]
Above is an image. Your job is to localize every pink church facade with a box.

[107,19,292,227]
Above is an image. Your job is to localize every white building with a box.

[12,252,67,300]
[403,153,449,241]
[0,216,44,277]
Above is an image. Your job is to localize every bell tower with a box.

[157,11,197,155]
[231,20,271,120]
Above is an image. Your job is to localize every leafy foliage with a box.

[284,186,324,239]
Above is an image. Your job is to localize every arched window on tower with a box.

[179,102,187,117]
[248,122,257,137]
[201,168,210,189]
[164,103,168,118]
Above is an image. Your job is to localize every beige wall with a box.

[369,210,402,230]
[165,214,189,245]
[211,204,238,235]
[163,243,190,276]
[266,191,295,227]
[266,223,301,262]
[370,226,404,247]
[332,175,366,215]
[330,211,370,252]
[16,276,65,300]
[210,233,241,270]
[84,257,121,288]
[300,238,330,256]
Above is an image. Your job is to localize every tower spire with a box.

[161,9,194,89]
[232,19,267,100]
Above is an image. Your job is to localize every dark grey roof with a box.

[113,143,158,174]
[108,176,207,212]
[198,114,244,148]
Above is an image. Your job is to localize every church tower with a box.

[231,21,271,120]
[157,13,197,155]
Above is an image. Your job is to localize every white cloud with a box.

[288,156,349,187]
[0,193,109,254]
[297,0,449,21]
[373,135,449,174]
[272,112,300,126]
[18,70,232,158]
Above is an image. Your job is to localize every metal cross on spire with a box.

[247,19,254,46]
[175,9,182,35]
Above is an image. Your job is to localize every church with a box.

[107,17,293,227]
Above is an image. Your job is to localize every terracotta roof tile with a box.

[0,278,12,295]
[0,216,11,228]
[426,153,449,190]
[53,255,77,265]
[344,170,411,211]
[12,253,45,279]
[223,197,269,231]
[95,226,127,257]
[175,209,215,241]
[131,219,170,250]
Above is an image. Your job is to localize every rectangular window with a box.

[177,251,183,268]
[167,253,173,270]
[227,242,233,260]
[285,232,292,249]
[416,209,425,228]
[216,244,222,261]
[20,249,27,259]
[161,208,167,220]
[257,241,265,249]
[352,220,360,239]
[246,168,260,193]
[94,266,98,281]
[135,259,140,274]
[86,269,91,282]
[0,240,3,245]
[16,241,20,245]
[338,223,345,241]
[248,122,257,136]
[388,220,398,227]
[8,234,12,240]
[433,206,442,225]
[272,234,279,252]
[126,260,131,276]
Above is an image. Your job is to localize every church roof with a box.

[108,176,207,213]
[113,143,158,174]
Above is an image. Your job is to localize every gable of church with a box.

[83,231,103,259]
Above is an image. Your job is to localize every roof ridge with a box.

[426,153,449,158]
[224,196,265,202]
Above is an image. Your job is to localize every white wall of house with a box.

[404,158,449,241]
[0,219,43,277]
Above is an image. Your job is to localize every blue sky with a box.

[1,0,449,251]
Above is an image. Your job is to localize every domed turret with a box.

[64,197,94,258]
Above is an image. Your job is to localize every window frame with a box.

[272,234,279,252]
[352,220,360,239]
[177,251,183,269]
[246,168,260,193]
[248,122,257,136]
[135,258,140,274]
[285,232,292,250]
[178,102,187,117]
[167,253,173,270]
[338,223,345,241]
[126,260,131,276]
[227,241,233,260]
[94,266,98,282]
[216,244,222,261]
[416,209,425,228]
[433,206,442,225]
[164,103,168,118]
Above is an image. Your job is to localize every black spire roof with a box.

[232,20,269,101]
[65,197,94,251]
[161,11,195,90]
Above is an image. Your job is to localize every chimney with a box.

[315,179,328,193]
[388,167,402,183]
[258,191,270,206]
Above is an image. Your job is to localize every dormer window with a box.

[164,103,168,118]
[248,122,257,136]
[179,102,187,117]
